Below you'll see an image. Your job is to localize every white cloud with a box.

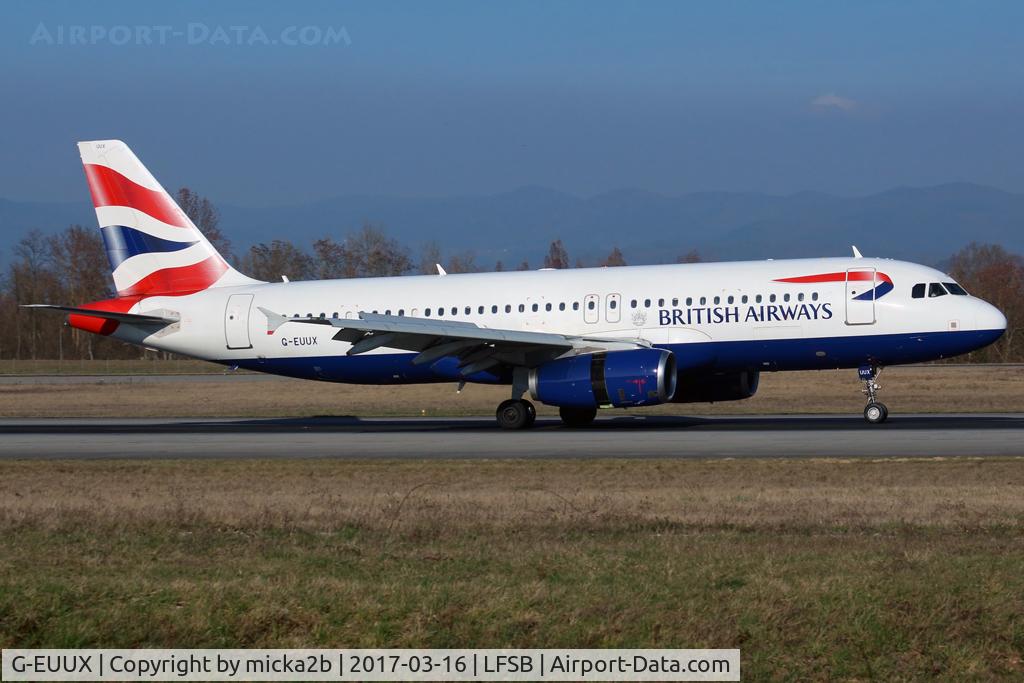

[811,93,857,112]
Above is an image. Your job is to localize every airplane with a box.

[27,140,1007,429]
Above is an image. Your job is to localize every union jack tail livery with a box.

[78,140,254,297]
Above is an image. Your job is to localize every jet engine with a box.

[529,349,676,408]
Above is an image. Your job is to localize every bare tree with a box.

[419,241,443,275]
[242,240,314,282]
[948,243,1024,362]
[446,251,477,273]
[517,260,530,271]
[10,230,60,359]
[343,223,412,277]
[678,249,702,264]
[543,239,570,269]
[175,187,234,262]
[494,260,505,272]
[311,237,353,279]
[47,225,111,359]
[601,247,627,267]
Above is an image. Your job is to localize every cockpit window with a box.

[928,282,948,298]
[912,283,926,299]
[944,282,968,296]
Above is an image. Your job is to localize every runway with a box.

[1,413,1022,459]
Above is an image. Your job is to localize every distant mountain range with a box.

[3,182,1023,268]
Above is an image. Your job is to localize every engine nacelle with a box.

[529,349,677,408]
[672,369,760,403]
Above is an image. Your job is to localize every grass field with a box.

[1,364,1022,417]
[1,458,1023,679]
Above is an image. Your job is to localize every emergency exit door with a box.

[225,294,254,349]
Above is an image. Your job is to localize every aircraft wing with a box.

[259,307,647,374]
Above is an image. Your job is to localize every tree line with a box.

[0,189,1021,362]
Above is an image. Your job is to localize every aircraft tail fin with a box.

[77,140,258,298]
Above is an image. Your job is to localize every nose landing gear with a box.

[859,365,888,424]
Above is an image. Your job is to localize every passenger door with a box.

[224,294,254,349]
[845,268,876,325]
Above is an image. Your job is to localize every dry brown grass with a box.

[1,365,1022,417]
[2,458,1023,532]
[1,458,1024,680]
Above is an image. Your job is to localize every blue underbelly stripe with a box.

[223,329,1005,384]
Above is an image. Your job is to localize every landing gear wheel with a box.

[864,402,888,424]
[559,406,598,427]
[496,399,534,430]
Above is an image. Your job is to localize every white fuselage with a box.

[115,256,1006,385]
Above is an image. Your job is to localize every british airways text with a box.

[659,302,833,326]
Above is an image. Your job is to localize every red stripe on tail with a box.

[118,255,228,297]
[83,163,189,228]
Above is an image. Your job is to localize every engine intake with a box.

[529,349,676,408]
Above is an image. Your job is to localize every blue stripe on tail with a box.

[100,225,198,270]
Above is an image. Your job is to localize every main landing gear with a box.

[496,398,536,430]
[859,365,888,424]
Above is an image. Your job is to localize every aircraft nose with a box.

[976,300,1007,333]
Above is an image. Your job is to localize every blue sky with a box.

[2,1,1023,204]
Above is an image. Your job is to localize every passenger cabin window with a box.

[505,305,512,313]
[518,304,525,312]
[812,292,819,301]
[727,295,734,304]
[478,306,484,314]
[492,305,498,314]
[465,306,471,315]
[630,299,638,308]
[644,298,651,307]
[658,298,665,307]
[425,308,432,316]
[587,300,596,310]
[769,294,776,303]
[929,283,948,298]
[559,303,566,311]
[545,303,552,311]
[756,294,763,303]
[912,283,926,299]
[944,282,968,295]
[672,298,679,306]
[573,302,580,311]
[609,299,617,309]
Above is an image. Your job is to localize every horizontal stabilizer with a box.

[21,304,179,325]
